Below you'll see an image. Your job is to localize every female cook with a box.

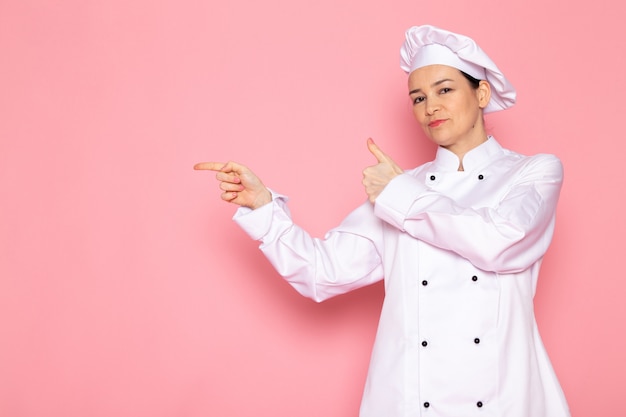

[195,25,571,417]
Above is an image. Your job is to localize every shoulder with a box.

[500,149,563,182]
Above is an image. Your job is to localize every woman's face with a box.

[408,64,490,156]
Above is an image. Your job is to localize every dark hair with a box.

[460,71,481,89]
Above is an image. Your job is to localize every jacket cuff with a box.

[374,173,428,230]
[232,190,289,241]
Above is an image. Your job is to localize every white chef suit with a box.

[233,136,571,417]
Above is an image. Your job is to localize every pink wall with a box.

[1,0,624,416]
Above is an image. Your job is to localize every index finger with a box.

[194,162,226,171]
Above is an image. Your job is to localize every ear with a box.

[477,80,491,109]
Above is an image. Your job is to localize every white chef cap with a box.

[400,25,516,113]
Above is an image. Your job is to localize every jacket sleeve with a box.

[233,192,385,302]
[373,154,563,273]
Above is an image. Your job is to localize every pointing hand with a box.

[194,161,272,209]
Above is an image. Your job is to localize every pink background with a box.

[1,0,624,416]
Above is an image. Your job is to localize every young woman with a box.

[196,25,571,417]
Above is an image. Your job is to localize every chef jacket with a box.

[232,137,571,417]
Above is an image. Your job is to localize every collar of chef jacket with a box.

[430,135,504,172]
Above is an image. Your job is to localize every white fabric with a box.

[404,43,486,81]
[400,25,516,113]
[233,137,571,417]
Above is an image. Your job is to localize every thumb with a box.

[367,138,389,163]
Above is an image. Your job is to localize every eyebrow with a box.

[408,78,455,96]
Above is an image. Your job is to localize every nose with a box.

[425,97,440,115]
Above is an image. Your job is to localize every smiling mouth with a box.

[428,119,447,128]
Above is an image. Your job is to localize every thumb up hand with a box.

[362,138,403,203]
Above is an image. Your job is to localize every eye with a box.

[412,96,426,105]
[439,87,452,94]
